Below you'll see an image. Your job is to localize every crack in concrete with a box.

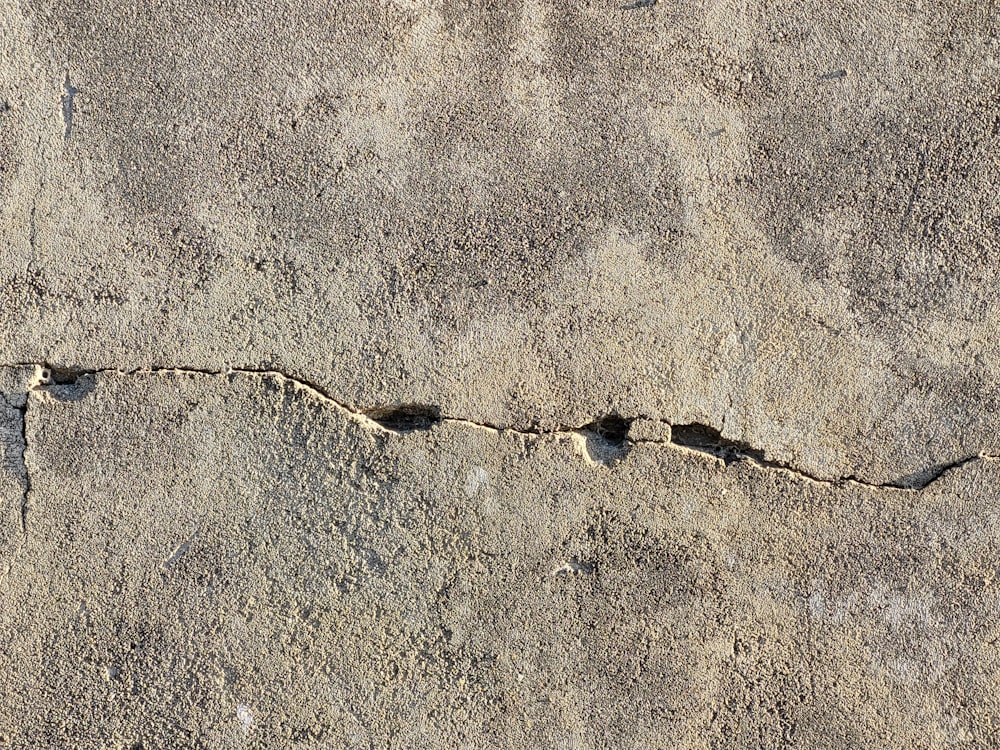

[17,398,30,536]
[3,363,996,495]
[28,200,37,254]
[0,378,34,539]
[661,432,988,493]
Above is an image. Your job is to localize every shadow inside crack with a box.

[670,423,765,465]
[364,404,441,433]
[40,367,97,402]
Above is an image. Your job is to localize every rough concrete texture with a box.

[1,0,999,747]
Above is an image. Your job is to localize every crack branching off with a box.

[4,363,996,494]
[18,398,30,535]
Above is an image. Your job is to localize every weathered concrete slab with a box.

[1,3,999,483]
[1,371,997,746]
[2,2,999,746]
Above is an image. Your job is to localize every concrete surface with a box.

[4,369,1000,747]
[1,0,999,747]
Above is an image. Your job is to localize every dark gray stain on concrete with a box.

[62,71,77,140]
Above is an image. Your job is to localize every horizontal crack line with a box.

[3,363,996,494]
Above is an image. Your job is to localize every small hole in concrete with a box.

[46,366,86,385]
[582,415,632,447]
[578,415,632,465]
